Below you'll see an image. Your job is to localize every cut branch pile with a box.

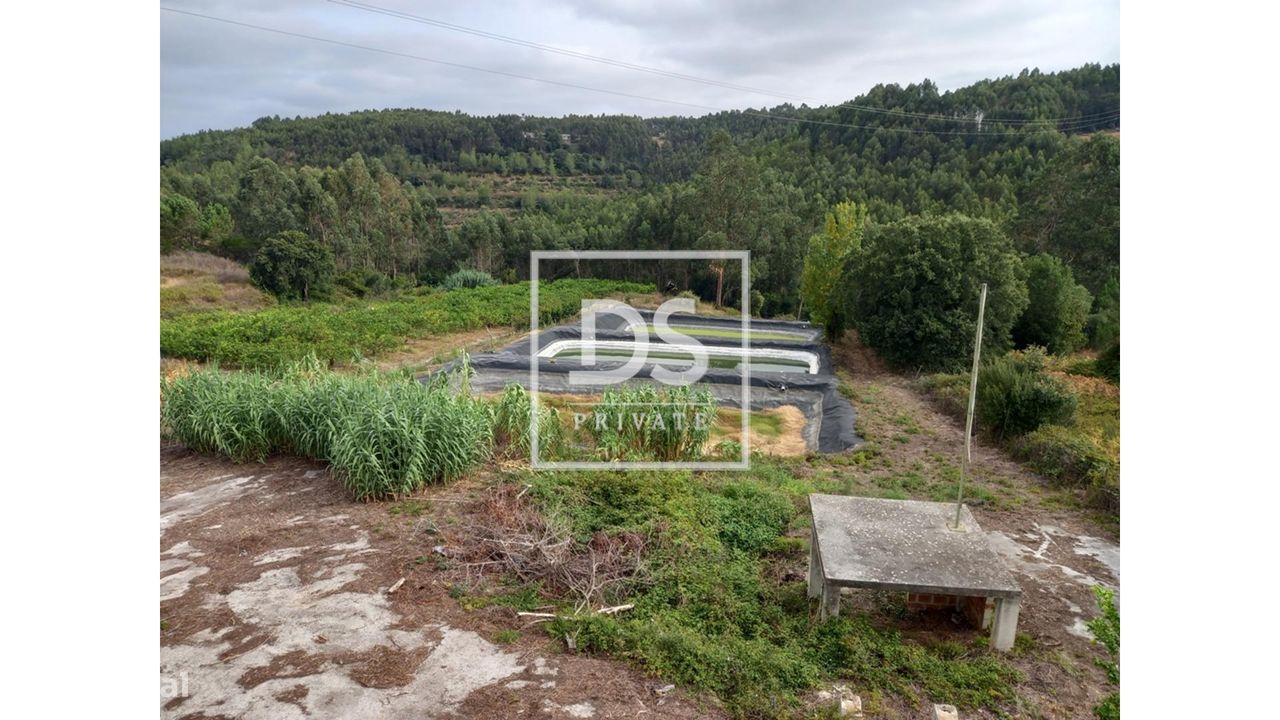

[461,483,649,613]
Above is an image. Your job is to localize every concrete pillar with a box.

[990,596,1021,651]
[821,582,841,620]
[808,525,822,600]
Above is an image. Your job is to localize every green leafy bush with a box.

[1013,254,1092,354]
[441,268,499,290]
[976,348,1077,438]
[846,214,1028,371]
[161,360,492,500]
[249,230,336,302]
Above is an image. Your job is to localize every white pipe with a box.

[536,339,820,374]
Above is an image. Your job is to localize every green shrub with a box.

[705,481,794,554]
[1013,254,1092,354]
[976,348,1077,438]
[441,268,499,290]
[914,373,970,421]
[249,230,336,302]
[1096,341,1120,384]
[161,360,492,500]
[846,214,1028,371]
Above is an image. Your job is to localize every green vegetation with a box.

[493,384,562,459]
[1096,341,1120,384]
[160,278,649,367]
[845,214,1029,371]
[492,629,522,644]
[441,268,499,290]
[919,348,1118,513]
[1015,134,1120,295]
[250,230,336,302]
[1014,254,1092,354]
[801,201,867,339]
[160,358,491,500]
[162,65,1118,315]
[1087,587,1120,720]
[588,385,717,461]
[976,348,1078,438]
[519,467,1020,717]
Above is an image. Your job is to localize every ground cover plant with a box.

[918,347,1118,514]
[160,278,650,367]
[160,357,492,500]
[486,466,1026,717]
[1087,586,1120,720]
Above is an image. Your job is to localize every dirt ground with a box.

[161,448,727,719]
[161,332,1119,719]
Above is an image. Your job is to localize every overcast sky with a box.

[160,0,1119,139]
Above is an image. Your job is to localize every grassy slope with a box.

[160,251,274,318]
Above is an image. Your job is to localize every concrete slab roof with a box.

[810,494,1021,598]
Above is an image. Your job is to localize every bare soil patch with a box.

[160,446,725,719]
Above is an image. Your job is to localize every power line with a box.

[326,0,808,103]
[161,7,1118,137]
[329,0,1120,127]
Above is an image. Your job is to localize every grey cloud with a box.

[161,0,1118,137]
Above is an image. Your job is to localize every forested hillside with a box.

[160,63,1118,320]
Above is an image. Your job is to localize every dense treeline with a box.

[160,63,1118,317]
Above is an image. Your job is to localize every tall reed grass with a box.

[492,384,563,460]
[589,384,717,461]
[161,357,493,500]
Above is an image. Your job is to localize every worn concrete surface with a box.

[810,494,1021,597]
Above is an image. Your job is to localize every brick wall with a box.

[905,593,994,630]
[906,592,958,610]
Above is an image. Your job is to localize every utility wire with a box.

[327,0,808,103]
[161,7,1118,136]
[329,0,1120,127]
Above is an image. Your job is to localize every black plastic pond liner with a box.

[431,311,862,453]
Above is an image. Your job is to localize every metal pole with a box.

[954,283,988,529]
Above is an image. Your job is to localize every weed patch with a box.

[519,465,1020,717]
[161,278,649,367]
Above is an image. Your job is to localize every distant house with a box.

[559,133,573,144]
[521,131,537,140]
